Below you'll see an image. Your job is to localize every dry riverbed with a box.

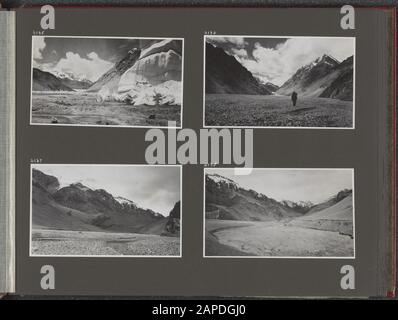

[32,229,180,256]
[205,219,354,257]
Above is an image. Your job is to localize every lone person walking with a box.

[291,91,298,107]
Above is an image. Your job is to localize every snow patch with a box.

[139,39,178,60]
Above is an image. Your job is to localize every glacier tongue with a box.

[95,40,182,106]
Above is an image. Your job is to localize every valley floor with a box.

[31,91,181,127]
[205,94,353,127]
[205,219,354,257]
[32,229,180,256]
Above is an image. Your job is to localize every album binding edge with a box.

[375,7,396,298]
[0,9,16,295]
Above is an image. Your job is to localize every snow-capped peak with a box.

[115,196,137,207]
[282,199,313,209]
[207,173,236,184]
[50,70,92,83]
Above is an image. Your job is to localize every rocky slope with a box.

[32,169,180,236]
[205,43,271,95]
[289,192,354,237]
[87,48,141,92]
[277,54,353,101]
[306,189,352,214]
[163,201,181,236]
[319,56,354,101]
[263,82,280,93]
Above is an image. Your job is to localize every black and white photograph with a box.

[204,168,354,257]
[30,164,181,257]
[31,36,183,127]
[204,36,355,128]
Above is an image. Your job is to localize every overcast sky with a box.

[32,37,165,82]
[33,164,180,216]
[207,36,355,86]
[207,168,353,204]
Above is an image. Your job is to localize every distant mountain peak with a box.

[276,52,353,100]
[315,54,340,66]
[281,200,314,213]
[263,82,280,93]
[297,54,339,73]
[51,70,92,84]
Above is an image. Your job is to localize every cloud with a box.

[231,37,354,86]
[50,51,113,82]
[231,48,248,58]
[32,40,113,81]
[207,36,247,49]
[32,37,46,60]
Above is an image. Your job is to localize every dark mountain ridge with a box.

[32,68,74,92]
[205,43,271,95]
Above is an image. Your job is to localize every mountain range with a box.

[32,68,93,91]
[277,54,354,101]
[205,173,353,226]
[205,41,353,101]
[32,169,180,237]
